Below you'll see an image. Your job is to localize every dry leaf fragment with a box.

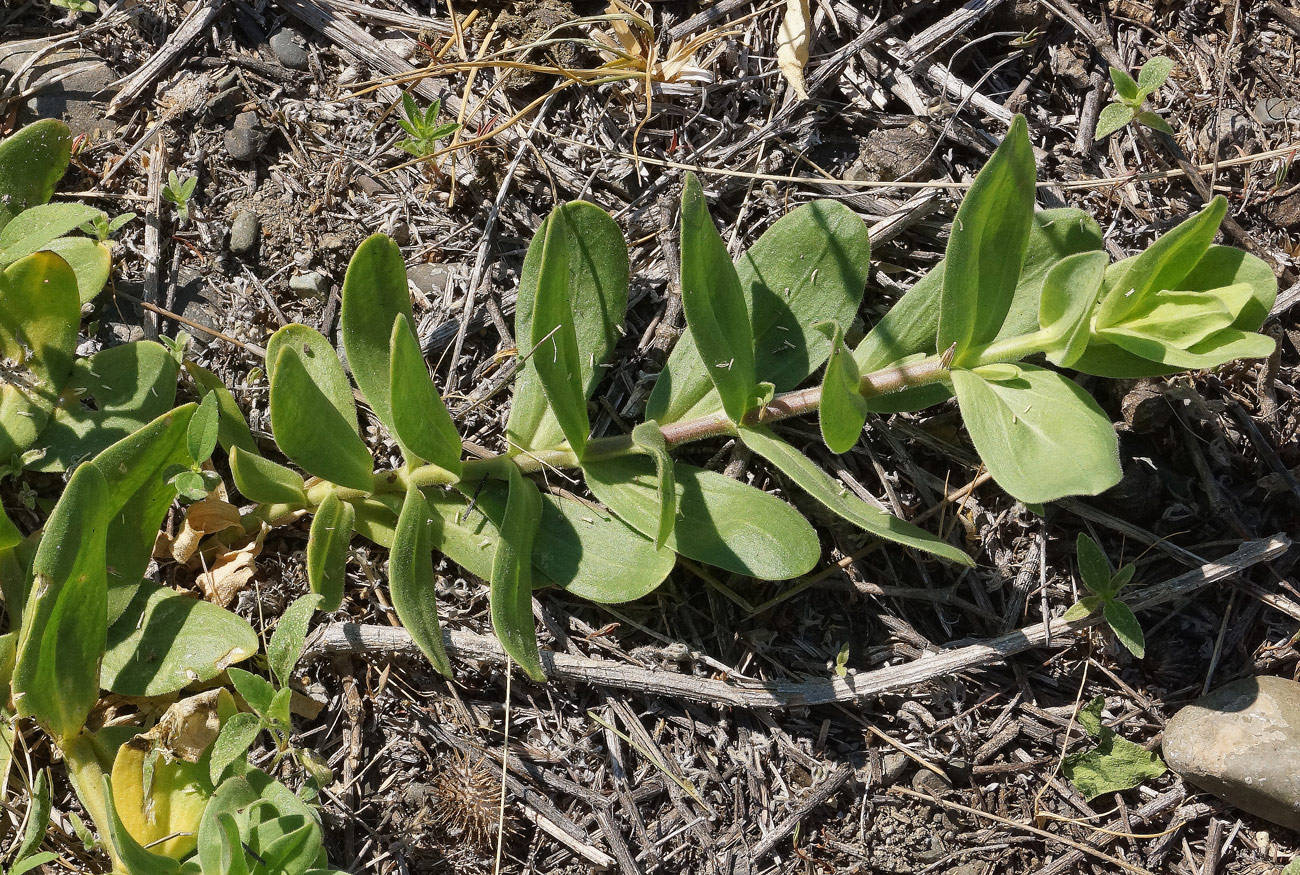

[171,497,245,565]
[777,0,811,99]
[197,523,267,606]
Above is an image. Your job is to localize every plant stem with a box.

[62,732,124,872]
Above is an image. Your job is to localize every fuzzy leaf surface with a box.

[391,485,453,677]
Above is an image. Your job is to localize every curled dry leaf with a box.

[197,522,267,606]
[169,497,244,564]
[777,0,811,99]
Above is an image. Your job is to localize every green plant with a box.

[1095,56,1176,140]
[0,120,181,475]
[162,171,198,223]
[80,211,136,243]
[1063,533,1145,657]
[395,92,459,159]
[1062,695,1165,800]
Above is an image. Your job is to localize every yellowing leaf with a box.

[776,0,811,99]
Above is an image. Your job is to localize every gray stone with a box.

[407,263,452,298]
[288,270,330,298]
[354,175,387,197]
[204,86,244,121]
[1197,111,1255,158]
[0,48,116,137]
[269,27,310,71]
[174,269,220,347]
[228,211,260,255]
[224,112,267,161]
[1163,676,1300,832]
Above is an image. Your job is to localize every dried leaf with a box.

[776,0,811,99]
[197,525,267,606]
[171,498,244,565]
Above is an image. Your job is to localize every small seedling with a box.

[79,211,135,243]
[162,169,198,221]
[395,92,459,159]
[1063,534,1145,658]
[1095,56,1176,140]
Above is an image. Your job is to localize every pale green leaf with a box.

[340,234,413,447]
[1062,595,1102,622]
[0,202,103,265]
[0,119,72,231]
[188,392,220,464]
[41,235,111,303]
[1038,250,1108,367]
[307,493,355,612]
[630,420,676,548]
[1137,56,1175,91]
[491,466,545,680]
[269,345,374,491]
[209,712,262,786]
[267,593,322,688]
[813,319,868,454]
[183,361,259,455]
[390,485,452,677]
[1094,102,1135,140]
[1103,599,1145,658]
[1109,67,1140,101]
[229,446,308,506]
[389,314,462,475]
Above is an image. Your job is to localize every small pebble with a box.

[1163,675,1300,831]
[224,112,267,162]
[269,27,310,71]
[289,270,330,298]
[407,263,453,298]
[204,86,243,121]
[228,211,260,255]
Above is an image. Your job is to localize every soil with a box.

[2,0,1300,873]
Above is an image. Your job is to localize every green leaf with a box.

[269,345,374,491]
[0,506,18,551]
[1135,111,1175,136]
[1096,197,1226,329]
[508,202,628,452]
[0,251,80,460]
[1038,251,1108,367]
[267,593,321,689]
[390,485,452,677]
[340,234,413,447]
[13,769,51,867]
[813,319,868,453]
[183,362,259,455]
[1063,697,1165,800]
[528,206,593,457]
[0,119,72,232]
[230,446,308,505]
[170,470,209,501]
[307,493,355,612]
[1109,67,1140,102]
[0,202,104,265]
[209,713,263,786]
[102,583,258,697]
[1137,56,1175,91]
[389,314,462,475]
[648,199,871,424]
[41,235,111,304]
[1062,595,1102,622]
[1182,245,1277,330]
[266,325,359,430]
[188,392,221,464]
[1094,103,1135,140]
[951,364,1121,503]
[490,466,545,680]
[937,114,1036,364]
[1075,533,1113,595]
[267,687,292,729]
[677,172,756,423]
[31,340,181,472]
[737,425,972,565]
[13,463,110,740]
[630,421,676,548]
[10,852,57,875]
[227,667,277,717]
[1110,563,1136,593]
[583,455,820,580]
[1103,599,1145,658]
[101,777,182,875]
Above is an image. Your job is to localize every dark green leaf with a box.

[227,667,276,717]
[270,345,374,491]
[13,463,110,740]
[813,319,868,453]
[267,593,321,688]
[14,768,51,866]
[188,392,220,464]
[951,364,1120,503]
[0,119,72,232]
[307,493,355,612]
[340,234,413,446]
[508,202,628,452]
[390,485,452,677]
[0,202,103,265]
[1109,67,1140,101]
[677,172,755,423]
[1075,533,1113,595]
[527,206,592,457]
[183,362,259,455]
[937,114,1036,363]
[738,425,972,565]
[102,583,258,697]
[389,314,462,475]
[1094,103,1135,139]
[1110,563,1136,593]
[630,421,676,548]
[0,505,18,551]
[583,455,820,580]
[209,712,263,786]
[648,199,870,424]
[172,470,209,501]
[229,445,308,506]
[490,466,545,680]
[1136,111,1175,136]
[1103,600,1145,658]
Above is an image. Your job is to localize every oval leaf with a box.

[188,392,221,465]
[390,485,452,677]
[1039,251,1108,367]
[267,593,322,689]
[340,234,413,439]
[307,493,355,612]
[739,425,972,565]
[583,455,819,580]
[490,466,545,680]
[230,446,308,506]
[269,345,374,491]
[951,364,1121,503]
[266,324,359,434]
[813,319,868,453]
[389,313,462,475]
[0,119,72,231]
[42,236,111,304]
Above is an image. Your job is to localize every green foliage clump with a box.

[1063,533,1145,657]
[395,93,459,159]
[1095,56,1176,140]
[1063,695,1166,800]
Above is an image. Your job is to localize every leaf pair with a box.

[1095,57,1176,140]
[1062,533,1144,658]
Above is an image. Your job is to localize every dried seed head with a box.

[424,750,512,849]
